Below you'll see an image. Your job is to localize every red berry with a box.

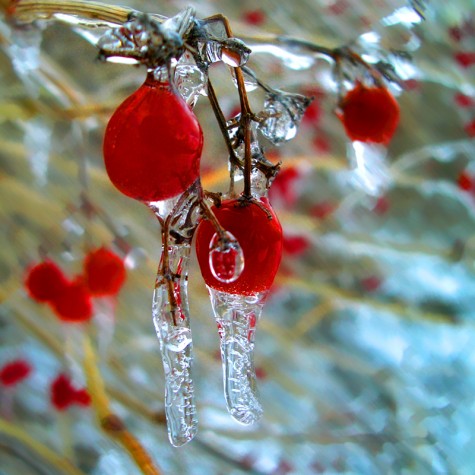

[103,73,203,202]
[338,83,400,144]
[454,51,475,68]
[51,277,93,323]
[73,388,91,407]
[282,234,310,256]
[50,373,90,411]
[458,171,473,191]
[0,359,31,386]
[84,247,126,296]
[242,9,266,26]
[25,260,68,303]
[195,198,283,295]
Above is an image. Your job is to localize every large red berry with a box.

[103,73,203,202]
[195,198,283,295]
[25,260,68,303]
[51,277,93,323]
[338,83,400,144]
[84,247,126,297]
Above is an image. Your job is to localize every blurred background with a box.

[1,0,475,473]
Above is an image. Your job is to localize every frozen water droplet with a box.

[174,62,207,107]
[258,92,311,145]
[164,327,192,352]
[347,141,392,196]
[197,38,250,67]
[209,232,244,283]
[251,169,269,198]
[231,68,259,92]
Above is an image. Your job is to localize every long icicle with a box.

[149,182,201,446]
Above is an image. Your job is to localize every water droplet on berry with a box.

[209,231,245,284]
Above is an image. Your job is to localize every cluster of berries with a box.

[0,359,90,411]
[24,247,126,323]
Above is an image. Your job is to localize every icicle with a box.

[209,288,266,424]
[258,91,312,145]
[148,183,201,446]
[347,141,392,196]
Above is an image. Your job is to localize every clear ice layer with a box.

[153,244,197,446]
[208,288,267,425]
[148,183,202,446]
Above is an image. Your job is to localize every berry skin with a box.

[84,247,126,297]
[0,359,31,387]
[338,83,400,144]
[51,277,93,323]
[195,198,283,295]
[103,73,203,202]
[25,260,68,303]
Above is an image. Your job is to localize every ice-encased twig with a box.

[152,244,197,446]
[208,288,266,425]
[149,181,201,447]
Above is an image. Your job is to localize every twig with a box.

[83,336,162,475]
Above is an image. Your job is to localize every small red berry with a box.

[454,51,475,68]
[72,388,91,407]
[51,277,93,323]
[195,198,283,295]
[50,373,90,411]
[457,171,473,191]
[338,83,400,144]
[268,166,301,208]
[282,234,310,256]
[103,73,203,202]
[0,359,31,386]
[25,260,68,303]
[464,118,475,137]
[242,9,266,26]
[84,247,126,297]
[454,92,474,108]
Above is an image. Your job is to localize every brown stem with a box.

[9,0,133,24]
[203,13,254,199]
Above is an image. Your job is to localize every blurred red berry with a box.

[51,373,90,411]
[283,234,310,256]
[454,51,475,68]
[84,247,126,297]
[268,166,301,208]
[338,83,400,144]
[464,119,475,137]
[51,278,93,323]
[242,9,266,26]
[0,359,31,386]
[457,171,473,191]
[454,93,474,108]
[25,260,68,303]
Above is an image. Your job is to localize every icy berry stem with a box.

[149,182,202,447]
